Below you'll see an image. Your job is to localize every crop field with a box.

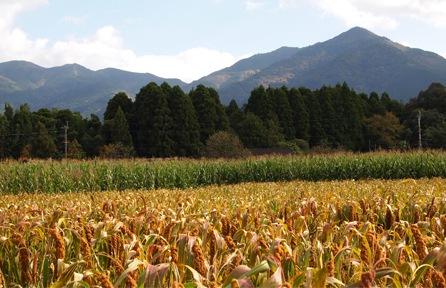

[1,174,446,287]
[1,151,446,194]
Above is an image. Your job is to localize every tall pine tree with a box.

[190,85,229,143]
[133,82,174,157]
[31,121,58,158]
[287,87,310,141]
[163,83,201,156]
[111,106,133,147]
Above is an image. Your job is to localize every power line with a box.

[418,110,422,149]
[62,121,69,159]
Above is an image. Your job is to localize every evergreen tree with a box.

[0,114,8,158]
[3,103,15,158]
[163,83,201,156]
[110,106,133,147]
[236,113,269,148]
[381,92,403,116]
[33,108,58,140]
[83,114,103,157]
[269,87,295,140]
[245,86,275,122]
[190,85,228,143]
[226,99,240,117]
[317,86,339,147]
[367,92,387,116]
[227,100,245,138]
[104,92,133,120]
[31,121,58,158]
[300,87,325,147]
[406,83,446,113]
[337,82,366,150]
[133,82,174,157]
[287,87,310,141]
[266,118,285,147]
[208,87,230,132]
[12,104,34,158]
[67,139,86,159]
[103,92,133,144]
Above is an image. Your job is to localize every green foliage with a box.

[190,84,229,143]
[2,81,446,159]
[278,139,310,154]
[103,92,133,121]
[103,92,133,144]
[110,106,133,147]
[163,83,201,156]
[364,112,404,149]
[235,113,269,148]
[202,131,251,159]
[407,82,446,113]
[1,151,446,194]
[288,87,310,140]
[99,142,135,159]
[67,139,86,159]
[12,104,34,158]
[133,82,174,157]
[402,83,446,148]
[31,121,58,158]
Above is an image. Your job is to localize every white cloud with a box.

[44,28,245,83]
[0,1,245,83]
[128,48,249,83]
[62,15,86,25]
[312,0,446,29]
[277,0,299,8]
[0,0,49,60]
[246,0,265,10]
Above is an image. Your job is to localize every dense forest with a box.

[0,81,445,159]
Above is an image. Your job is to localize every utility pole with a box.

[418,110,422,149]
[63,121,69,159]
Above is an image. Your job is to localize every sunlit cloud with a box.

[46,28,247,83]
[0,1,246,83]
[312,0,446,29]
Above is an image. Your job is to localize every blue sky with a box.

[1,0,445,83]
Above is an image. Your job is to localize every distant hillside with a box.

[184,46,299,91]
[1,27,446,114]
[0,61,185,116]
[205,27,446,104]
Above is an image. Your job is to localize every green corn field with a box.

[0,151,446,194]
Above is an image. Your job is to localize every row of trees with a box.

[0,81,444,159]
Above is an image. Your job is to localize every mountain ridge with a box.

[1,27,446,115]
[0,60,185,116]
[214,27,446,104]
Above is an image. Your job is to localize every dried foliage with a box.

[1,176,446,286]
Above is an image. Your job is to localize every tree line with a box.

[0,81,445,159]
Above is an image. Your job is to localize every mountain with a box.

[200,27,446,104]
[0,61,185,116]
[184,46,300,91]
[1,27,446,115]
